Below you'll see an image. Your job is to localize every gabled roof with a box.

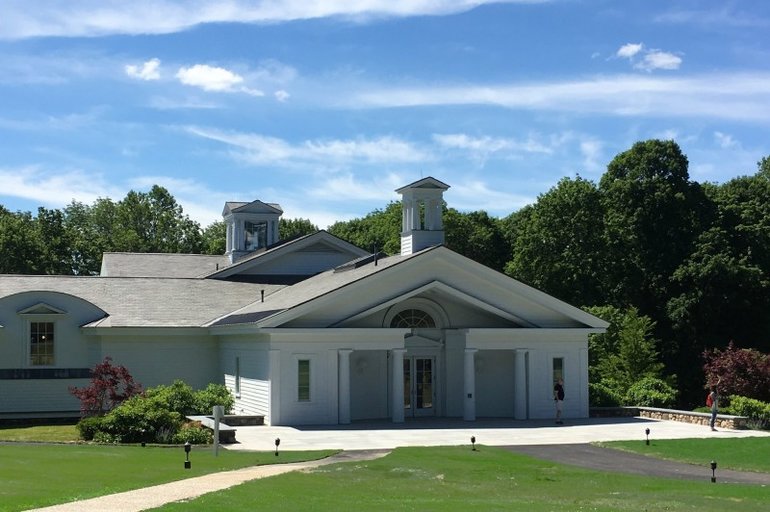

[202,230,369,280]
[222,200,282,216]
[209,246,609,330]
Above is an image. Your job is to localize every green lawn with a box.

[151,445,769,512]
[0,444,334,512]
[598,437,770,473]
[0,424,80,442]
[2,434,769,512]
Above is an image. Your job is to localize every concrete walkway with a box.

[27,417,770,511]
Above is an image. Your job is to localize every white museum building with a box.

[0,177,607,425]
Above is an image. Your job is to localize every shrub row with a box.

[77,381,234,444]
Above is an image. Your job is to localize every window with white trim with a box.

[552,357,564,385]
[390,309,436,328]
[297,359,311,402]
[30,322,55,366]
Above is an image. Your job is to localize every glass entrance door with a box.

[403,357,435,417]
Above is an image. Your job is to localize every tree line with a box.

[2,139,769,407]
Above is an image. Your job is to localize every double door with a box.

[403,357,435,417]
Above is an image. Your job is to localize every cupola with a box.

[222,200,283,263]
[395,177,450,256]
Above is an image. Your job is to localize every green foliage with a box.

[280,217,319,240]
[75,416,105,441]
[506,176,606,305]
[201,221,226,255]
[588,382,622,407]
[172,422,214,444]
[444,208,507,271]
[624,376,678,407]
[328,201,402,254]
[194,383,235,414]
[728,395,770,424]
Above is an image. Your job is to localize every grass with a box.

[597,437,770,473]
[2,427,768,511]
[151,445,770,511]
[0,424,80,442]
[0,444,335,512]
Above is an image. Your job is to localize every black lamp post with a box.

[645,428,650,446]
[710,460,717,483]
[275,437,280,456]
[471,436,476,451]
[184,441,192,469]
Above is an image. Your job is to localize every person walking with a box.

[554,378,565,425]
[708,386,719,431]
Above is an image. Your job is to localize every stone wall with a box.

[591,406,748,429]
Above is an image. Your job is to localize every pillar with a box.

[514,349,528,420]
[391,348,406,423]
[463,348,477,421]
[338,349,352,424]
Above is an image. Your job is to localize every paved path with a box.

[25,417,770,511]
[503,443,770,485]
[28,450,390,512]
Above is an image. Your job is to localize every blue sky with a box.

[1,1,769,229]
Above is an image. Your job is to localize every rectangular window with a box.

[235,357,241,396]
[244,221,267,251]
[297,359,310,402]
[30,322,55,366]
[552,357,564,384]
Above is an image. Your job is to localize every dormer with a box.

[223,200,283,263]
[396,177,450,255]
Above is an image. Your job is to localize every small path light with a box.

[471,436,476,451]
[645,428,650,446]
[710,460,717,483]
[275,437,281,457]
[184,441,192,469]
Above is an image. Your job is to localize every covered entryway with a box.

[403,356,435,417]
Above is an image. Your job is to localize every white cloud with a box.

[183,126,432,167]
[0,166,121,208]
[176,64,244,92]
[348,72,770,122]
[617,43,643,59]
[125,58,161,80]
[275,90,290,102]
[714,131,739,149]
[636,50,682,71]
[0,1,548,40]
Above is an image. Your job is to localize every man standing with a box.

[554,378,565,425]
[708,386,719,431]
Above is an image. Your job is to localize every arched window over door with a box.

[390,309,436,328]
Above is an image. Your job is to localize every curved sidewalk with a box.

[28,450,391,512]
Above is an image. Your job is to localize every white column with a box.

[463,348,477,421]
[338,349,352,425]
[514,349,528,420]
[268,349,281,426]
[391,348,406,423]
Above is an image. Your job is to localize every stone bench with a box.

[590,406,748,430]
[186,415,237,443]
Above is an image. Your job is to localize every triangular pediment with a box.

[206,230,369,281]
[256,246,608,330]
[395,176,450,193]
[18,302,66,315]
[222,200,283,216]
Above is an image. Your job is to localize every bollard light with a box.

[645,428,650,446]
[275,437,281,457]
[184,441,192,469]
[471,436,476,451]
[710,460,717,483]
